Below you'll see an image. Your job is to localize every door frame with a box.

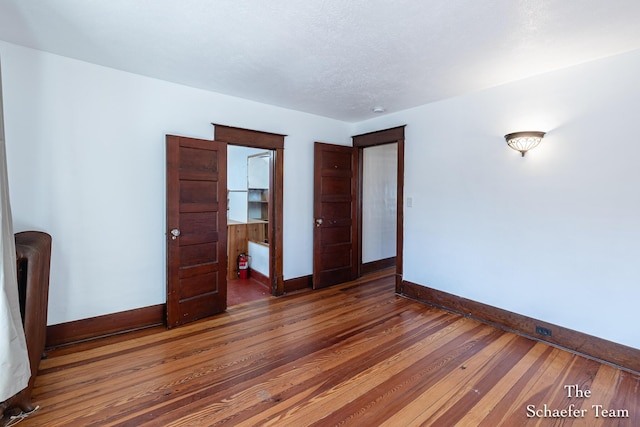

[213,124,286,296]
[352,126,405,292]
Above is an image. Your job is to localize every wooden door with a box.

[166,135,227,328]
[313,142,358,289]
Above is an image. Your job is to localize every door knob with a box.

[315,218,323,227]
[170,228,181,240]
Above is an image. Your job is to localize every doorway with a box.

[214,124,286,302]
[360,142,398,275]
[312,126,404,291]
[353,126,404,291]
[166,125,284,326]
[227,146,274,305]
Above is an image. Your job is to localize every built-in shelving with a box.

[248,188,269,222]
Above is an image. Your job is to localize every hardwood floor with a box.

[227,276,272,307]
[8,271,639,426]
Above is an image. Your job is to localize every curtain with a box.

[0,57,31,402]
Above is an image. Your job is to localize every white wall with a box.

[362,143,397,263]
[227,145,266,223]
[248,241,269,277]
[354,49,640,350]
[4,38,639,351]
[0,41,351,325]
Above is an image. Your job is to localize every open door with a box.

[312,142,358,289]
[166,135,227,328]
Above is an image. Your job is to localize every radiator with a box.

[6,231,52,414]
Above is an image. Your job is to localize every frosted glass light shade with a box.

[505,131,545,157]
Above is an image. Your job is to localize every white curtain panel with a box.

[0,57,31,402]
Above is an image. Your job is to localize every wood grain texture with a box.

[166,135,227,328]
[283,274,312,293]
[45,304,164,348]
[313,142,358,289]
[361,256,396,275]
[402,280,640,375]
[272,147,284,296]
[227,223,248,280]
[395,137,404,292]
[212,124,285,150]
[18,271,639,426]
[352,125,406,147]
[211,124,284,296]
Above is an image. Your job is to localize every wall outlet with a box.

[536,326,552,337]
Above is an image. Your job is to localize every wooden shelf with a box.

[248,188,268,222]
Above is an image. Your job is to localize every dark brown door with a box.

[313,142,358,289]
[166,135,227,328]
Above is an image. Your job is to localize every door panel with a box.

[321,202,351,219]
[166,135,227,328]
[313,142,358,289]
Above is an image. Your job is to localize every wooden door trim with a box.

[166,136,179,323]
[352,126,405,292]
[272,147,284,295]
[356,147,364,278]
[213,123,285,149]
[352,125,405,147]
[396,138,405,292]
[213,124,285,296]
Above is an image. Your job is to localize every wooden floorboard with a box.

[8,271,639,426]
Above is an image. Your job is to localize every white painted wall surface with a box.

[362,143,397,263]
[248,241,269,277]
[227,191,248,223]
[3,38,639,351]
[227,145,265,223]
[353,49,640,350]
[0,41,350,325]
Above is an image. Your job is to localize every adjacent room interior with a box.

[227,146,273,305]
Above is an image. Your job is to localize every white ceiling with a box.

[2,1,640,122]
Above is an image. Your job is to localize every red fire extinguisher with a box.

[238,253,249,279]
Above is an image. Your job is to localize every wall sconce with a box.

[504,131,546,157]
